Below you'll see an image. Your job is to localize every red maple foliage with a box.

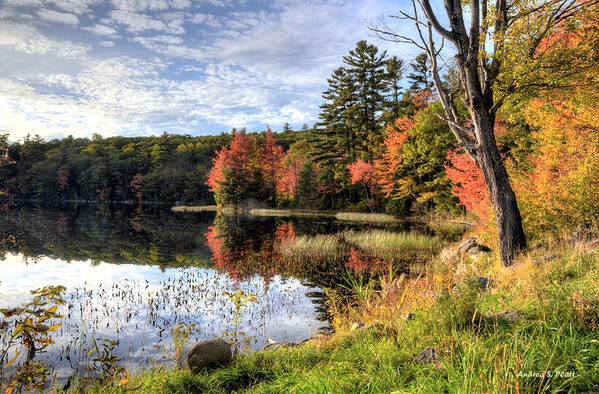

[376,116,412,198]
[206,129,260,196]
[445,151,490,222]
[348,159,376,191]
[260,128,284,202]
[130,173,143,200]
[56,170,69,191]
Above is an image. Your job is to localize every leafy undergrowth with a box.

[81,243,599,393]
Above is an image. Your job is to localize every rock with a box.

[186,339,232,374]
[413,347,440,365]
[441,238,490,262]
[350,322,366,331]
[476,276,493,291]
[457,237,478,254]
[404,313,415,321]
[489,310,526,322]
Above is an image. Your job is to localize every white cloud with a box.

[3,0,43,6]
[109,9,185,34]
[111,0,191,12]
[0,0,419,139]
[190,12,221,27]
[133,34,183,45]
[0,22,89,59]
[84,24,119,37]
[46,0,102,15]
[36,8,79,25]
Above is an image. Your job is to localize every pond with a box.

[0,204,423,384]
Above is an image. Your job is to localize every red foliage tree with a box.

[56,170,69,191]
[445,151,490,222]
[206,129,261,206]
[375,116,412,198]
[259,128,284,205]
[348,158,377,211]
[130,173,143,201]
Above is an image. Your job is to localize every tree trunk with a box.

[474,114,526,266]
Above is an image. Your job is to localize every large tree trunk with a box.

[473,113,526,266]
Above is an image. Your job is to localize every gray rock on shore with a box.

[187,339,232,374]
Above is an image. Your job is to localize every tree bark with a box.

[473,114,526,266]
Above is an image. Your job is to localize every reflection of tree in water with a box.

[205,214,287,286]
[0,204,213,268]
[204,214,371,324]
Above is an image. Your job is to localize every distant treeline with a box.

[0,128,308,205]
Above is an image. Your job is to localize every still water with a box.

[0,204,393,381]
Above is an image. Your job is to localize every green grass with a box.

[171,205,219,212]
[247,209,334,218]
[342,229,442,255]
[279,233,346,265]
[78,243,599,393]
[335,212,397,223]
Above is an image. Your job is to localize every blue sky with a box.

[0,0,429,140]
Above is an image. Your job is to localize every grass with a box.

[247,209,334,218]
[334,212,397,223]
[342,229,443,258]
[278,229,445,268]
[74,236,599,393]
[279,233,346,265]
[171,205,219,212]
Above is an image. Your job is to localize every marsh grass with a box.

[279,234,346,265]
[334,212,397,223]
[342,229,442,253]
[278,229,444,269]
[247,209,334,218]
[170,205,218,212]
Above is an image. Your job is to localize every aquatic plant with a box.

[0,286,65,393]
[220,290,258,356]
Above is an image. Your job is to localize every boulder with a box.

[440,237,490,262]
[186,339,232,374]
[413,347,440,365]
[458,237,491,255]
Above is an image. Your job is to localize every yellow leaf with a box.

[119,378,129,386]
[46,305,58,313]
[5,379,17,394]
[5,351,21,367]
[47,324,62,331]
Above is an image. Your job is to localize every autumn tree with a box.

[277,140,310,201]
[206,129,263,207]
[373,0,594,265]
[259,128,284,206]
[445,151,490,222]
[348,159,377,212]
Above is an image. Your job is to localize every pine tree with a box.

[407,53,432,92]
[382,56,405,125]
[311,66,357,164]
[342,40,389,153]
[312,41,391,164]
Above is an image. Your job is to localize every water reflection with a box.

[0,205,335,382]
[0,204,423,384]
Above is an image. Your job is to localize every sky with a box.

[0,0,429,141]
